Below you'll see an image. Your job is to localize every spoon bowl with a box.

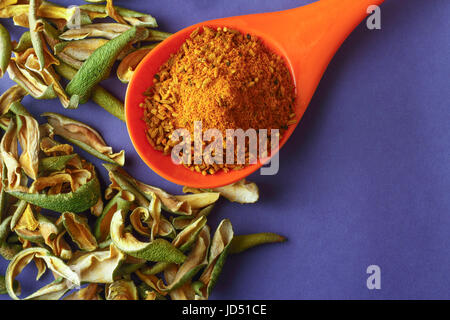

[126,0,385,188]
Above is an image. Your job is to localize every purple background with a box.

[1,0,449,300]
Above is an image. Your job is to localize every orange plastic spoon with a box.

[126,0,385,188]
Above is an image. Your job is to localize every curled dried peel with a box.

[141,216,207,276]
[171,204,214,230]
[40,136,74,156]
[38,154,76,174]
[159,225,210,292]
[0,3,77,21]
[79,4,158,28]
[198,219,234,298]
[29,0,45,70]
[63,283,101,300]
[163,264,195,300]
[24,277,71,300]
[68,244,125,283]
[103,164,192,215]
[130,205,175,240]
[183,179,259,204]
[13,204,39,232]
[229,233,286,255]
[0,22,12,78]
[135,271,166,296]
[62,212,98,252]
[0,0,17,10]
[117,46,154,83]
[0,85,27,116]
[54,38,108,69]
[7,59,56,100]
[106,0,127,25]
[42,112,125,165]
[8,173,101,213]
[17,114,40,180]
[0,120,23,191]
[5,247,80,300]
[174,192,220,211]
[110,210,185,263]
[95,189,134,242]
[12,47,70,108]
[56,38,107,57]
[59,23,130,41]
[172,216,207,252]
[36,214,72,260]
[12,31,31,53]
[106,279,138,300]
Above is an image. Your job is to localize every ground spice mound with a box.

[142,26,296,175]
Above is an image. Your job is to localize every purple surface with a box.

[1,0,449,300]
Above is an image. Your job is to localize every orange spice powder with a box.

[142,26,296,175]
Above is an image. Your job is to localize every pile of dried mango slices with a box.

[0,0,285,300]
